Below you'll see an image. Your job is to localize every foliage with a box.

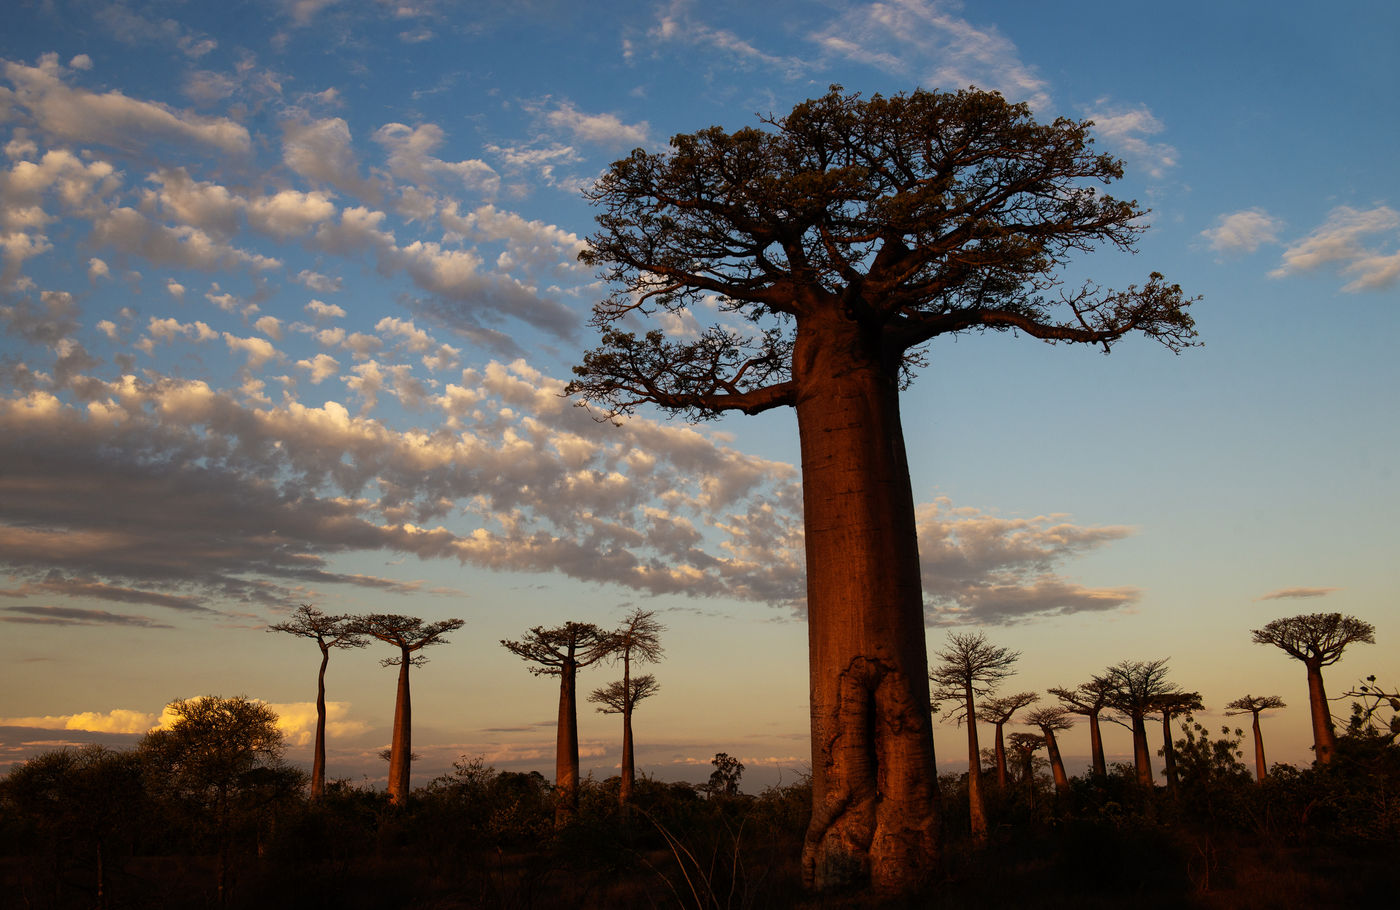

[1250,613,1375,667]
[706,753,745,798]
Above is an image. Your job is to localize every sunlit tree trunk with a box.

[1131,713,1153,787]
[557,661,580,822]
[387,654,412,805]
[313,643,330,799]
[962,690,987,839]
[1088,709,1107,779]
[1251,712,1268,780]
[1043,730,1069,796]
[797,311,939,894]
[1305,661,1336,763]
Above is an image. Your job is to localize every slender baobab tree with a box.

[502,622,613,821]
[1099,658,1177,788]
[977,692,1039,789]
[1155,691,1204,795]
[357,614,464,806]
[268,605,367,799]
[1007,732,1044,808]
[567,85,1198,895]
[1025,706,1074,797]
[1049,679,1113,779]
[931,632,1019,841]
[1224,694,1286,780]
[591,608,665,807]
[1252,613,1375,764]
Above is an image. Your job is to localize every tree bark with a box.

[556,662,580,822]
[1044,731,1069,796]
[1131,713,1153,787]
[993,723,1008,789]
[620,649,634,807]
[796,309,939,894]
[963,690,987,840]
[1305,661,1336,763]
[313,643,329,799]
[1161,712,1179,794]
[1088,709,1107,779]
[1251,711,1267,781]
[387,653,411,805]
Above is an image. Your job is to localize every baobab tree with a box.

[1050,679,1113,779]
[590,608,665,807]
[501,621,613,821]
[268,605,366,799]
[1225,694,1286,780]
[1007,732,1044,808]
[1024,706,1074,797]
[1252,613,1375,764]
[357,614,464,806]
[1099,658,1177,787]
[977,691,1039,789]
[1155,691,1204,795]
[566,86,1198,894]
[931,632,1020,841]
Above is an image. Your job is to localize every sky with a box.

[1,0,1396,792]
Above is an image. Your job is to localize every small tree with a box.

[357,614,464,805]
[1024,706,1074,797]
[1007,732,1045,808]
[1155,690,1204,795]
[977,691,1039,789]
[930,632,1019,840]
[593,608,665,806]
[1224,694,1285,781]
[501,621,613,821]
[268,604,367,799]
[708,752,746,797]
[1252,613,1375,763]
[1099,658,1177,788]
[1049,678,1113,779]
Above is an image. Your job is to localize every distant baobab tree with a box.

[1224,694,1286,780]
[589,608,665,807]
[977,691,1039,789]
[931,632,1019,841]
[1007,732,1044,808]
[502,621,613,822]
[567,85,1198,895]
[1024,706,1074,797]
[1099,658,1178,787]
[1155,691,1204,795]
[1252,613,1375,763]
[357,614,464,806]
[1049,678,1113,779]
[268,605,367,799]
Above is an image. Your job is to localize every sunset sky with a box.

[2,0,1396,791]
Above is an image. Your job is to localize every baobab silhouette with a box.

[1099,658,1178,787]
[1224,694,1286,780]
[1155,690,1204,795]
[1252,613,1374,763]
[589,608,665,807]
[501,621,613,822]
[357,614,464,806]
[977,691,1039,789]
[931,632,1019,841]
[1049,678,1113,779]
[268,605,366,799]
[567,85,1198,893]
[1024,705,1074,797]
[1007,732,1045,808]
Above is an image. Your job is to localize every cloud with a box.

[261,701,371,746]
[1255,586,1341,601]
[373,122,500,197]
[0,606,174,628]
[1270,205,1400,291]
[0,708,158,733]
[809,0,1049,109]
[1085,101,1178,178]
[1201,208,1284,254]
[538,101,649,151]
[648,0,808,77]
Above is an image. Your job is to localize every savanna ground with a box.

[3,720,1396,910]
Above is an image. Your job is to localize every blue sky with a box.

[2,0,1396,790]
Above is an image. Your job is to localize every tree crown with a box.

[1251,613,1375,667]
[355,614,464,667]
[589,674,660,714]
[269,604,368,651]
[1224,694,1286,716]
[501,621,613,676]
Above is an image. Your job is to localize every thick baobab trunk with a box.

[1131,714,1153,787]
[1161,713,1179,794]
[1251,712,1268,780]
[556,664,580,821]
[963,690,987,840]
[795,310,939,894]
[1088,710,1107,778]
[1305,662,1336,763]
[312,644,330,799]
[387,654,411,805]
[993,724,1008,789]
[1043,731,1069,796]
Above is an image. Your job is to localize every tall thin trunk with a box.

[312,643,329,799]
[1131,713,1153,787]
[796,310,938,894]
[964,690,987,840]
[1044,731,1069,796]
[993,723,1008,789]
[620,650,635,806]
[556,662,579,822]
[1305,661,1336,763]
[1251,711,1267,780]
[1161,712,1179,794]
[1088,709,1107,778]
[387,653,411,805]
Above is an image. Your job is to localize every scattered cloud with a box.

[0,606,174,628]
[0,708,158,733]
[1085,101,1178,178]
[1255,586,1341,601]
[1270,205,1400,291]
[1202,208,1284,254]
